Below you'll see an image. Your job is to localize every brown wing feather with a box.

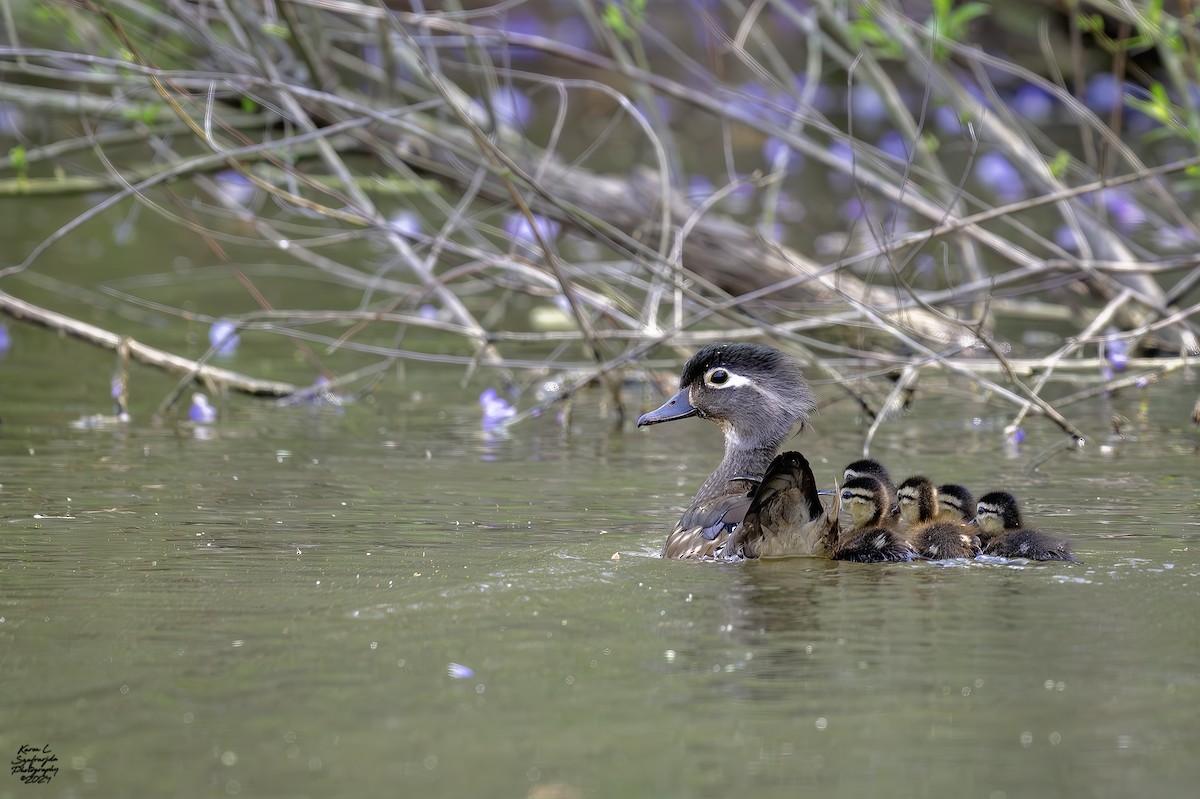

[732,451,839,559]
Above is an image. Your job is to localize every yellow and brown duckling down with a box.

[935,484,976,524]
[832,475,918,563]
[975,491,1077,562]
[843,458,899,520]
[896,476,980,559]
[637,343,837,560]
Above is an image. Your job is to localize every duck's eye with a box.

[702,367,750,389]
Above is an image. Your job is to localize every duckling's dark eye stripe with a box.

[842,487,877,502]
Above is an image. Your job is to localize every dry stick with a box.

[130,130,341,403]
[1008,289,1133,432]
[361,0,1199,308]
[922,27,1200,350]
[218,4,500,365]
[833,277,1089,443]
[94,1,504,379]
[1050,366,1181,411]
[861,363,921,458]
[386,18,624,410]
[0,290,295,396]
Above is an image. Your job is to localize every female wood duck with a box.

[832,475,918,562]
[897,476,980,559]
[637,343,836,559]
[975,491,1078,562]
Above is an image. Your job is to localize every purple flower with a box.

[1054,225,1080,253]
[933,106,961,135]
[975,152,1024,202]
[1010,84,1055,124]
[1154,225,1199,251]
[841,198,867,223]
[829,141,855,164]
[1105,333,1129,372]
[850,84,887,127]
[189,393,217,424]
[494,12,545,61]
[0,102,25,137]
[489,86,532,128]
[480,388,516,427]
[213,170,257,206]
[388,210,422,238]
[447,662,475,679]
[728,81,781,125]
[553,17,592,50]
[503,213,561,247]
[763,137,804,173]
[1100,189,1146,232]
[686,174,714,202]
[1084,74,1122,114]
[876,130,909,161]
[209,319,240,356]
[0,323,10,355]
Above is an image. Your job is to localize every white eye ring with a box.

[703,367,752,389]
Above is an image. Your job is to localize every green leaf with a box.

[9,145,26,176]
[602,3,631,40]
[1047,150,1071,180]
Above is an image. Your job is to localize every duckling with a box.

[897,476,980,559]
[637,343,818,560]
[844,458,899,520]
[730,451,840,559]
[832,475,918,563]
[975,491,1077,562]
[935,483,976,524]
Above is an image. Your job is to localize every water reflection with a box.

[2,347,1199,797]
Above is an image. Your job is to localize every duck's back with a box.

[983,529,1076,562]
[833,528,917,563]
[913,522,980,559]
[661,485,755,559]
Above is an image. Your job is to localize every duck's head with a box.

[637,343,814,451]
[897,475,937,525]
[975,491,1022,534]
[839,475,889,529]
[936,483,976,522]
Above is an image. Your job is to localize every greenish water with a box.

[2,320,1198,799]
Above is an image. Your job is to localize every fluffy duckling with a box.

[897,476,980,559]
[975,491,1077,562]
[843,458,898,518]
[935,483,976,524]
[638,343,817,559]
[832,475,918,563]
